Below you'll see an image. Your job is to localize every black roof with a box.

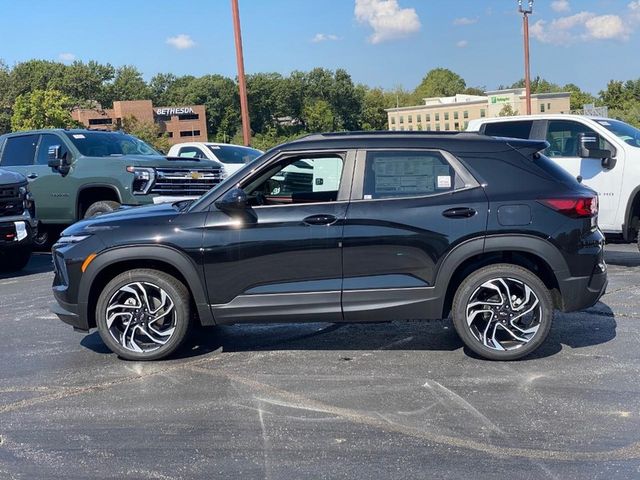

[278,131,548,154]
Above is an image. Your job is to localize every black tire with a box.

[451,263,553,361]
[32,226,50,250]
[95,269,192,361]
[84,200,121,219]
[0,246,32,272]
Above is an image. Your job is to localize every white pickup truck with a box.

[468,114,640,249]
[168,142,263,176]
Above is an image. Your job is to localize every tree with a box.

[510,76,561,94]
[0,60,11,134]
[11,89,76,131]
[120,116,171,153]
[563,83,597,111]
[414,68,466,99]
[302,99,334,132]
[359,86,388,130]
[498,104,518,117]
[104,65,150,105]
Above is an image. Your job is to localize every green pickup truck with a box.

[0,129,225,245]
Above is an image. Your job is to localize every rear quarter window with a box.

[483,121,534,140]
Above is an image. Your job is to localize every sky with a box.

[0,0,638,95]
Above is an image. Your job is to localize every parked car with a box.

[0,168,37,271]
[467,114,640,250]
[51,131,606,361]
[0,129,225,246]
[168,142,262,176]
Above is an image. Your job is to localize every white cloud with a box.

[166,34,196,50]
[456,40,468,48]
[312,33,340,43]
[551,0,570,13]
[354,0,421,44]
[58,52,76,63]
[629,1,640,23]
[453,17,478,26]
[531,11,631,44]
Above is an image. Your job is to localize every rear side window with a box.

[1,135,38,166]
[483,121,533,139]
[363,150,460,200]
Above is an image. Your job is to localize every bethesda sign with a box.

[156,107,194,116]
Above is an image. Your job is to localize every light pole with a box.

[518,0,533,115]
[231,0,251,146]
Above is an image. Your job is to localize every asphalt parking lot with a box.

[0,244,639,479]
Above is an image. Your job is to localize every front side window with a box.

[209,145,262,164]
[243,155,344,206]
[37,134,69,165]
[178,146,207,159]
[64,132,161,157]
[1,135,38,166]
[362,150,460,200]
[546,120,610,158]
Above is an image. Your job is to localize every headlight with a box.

[126,166,155,194]
[56,235,92,244]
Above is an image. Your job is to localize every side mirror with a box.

[47,145,69,169]
[215,187,249,212]
[577,133,616,169]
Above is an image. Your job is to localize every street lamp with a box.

[231,0,251,146]
[518,0,533,115]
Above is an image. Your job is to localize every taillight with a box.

[538,196,598,218]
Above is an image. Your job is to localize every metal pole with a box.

[231,0,251,146]
[523,13,532,115]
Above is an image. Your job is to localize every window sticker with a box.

[373,157,436,193]
[437,175,452,189]
[72,134,86,139]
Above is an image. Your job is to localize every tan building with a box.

[72,100,208,145]
[386,88,571,132]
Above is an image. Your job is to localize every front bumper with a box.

[50,301,89,332]
[0,212,37,247]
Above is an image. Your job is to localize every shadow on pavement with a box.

[605,247,640,268]
[0,252,53,279]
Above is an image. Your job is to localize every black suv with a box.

[51,132,607,361]
[0,168,36,271]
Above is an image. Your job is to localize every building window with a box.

[399,116,404,124]
[400,126,405,131]
[426,124,431,131]
[435,113,440,122]
[540,104,545,113]
[464,121,469,129]
[167,132,173,138]
[547,103,551,110]
[390,127,395,131]
[408,115,413,123]
[88,118,113,125]
[444,112,449,121]
[454,122,460,130]
[156,115,171,122]
[416,124,422,131]
[454,111,459,120]
[445,123,450,130]
[178,113,199,121]
[417,114,422,123]
[480,109,486,118]
[408,125,413,131]
[435,125,441,131]
[391,117,396,125]
[426,114,431,122]
[463,111,469,119]
[180,130,201,137]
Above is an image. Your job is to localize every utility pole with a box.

[231,0,251,146]
[518,0,533,115]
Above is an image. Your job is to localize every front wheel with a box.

[84,200,121,219]
[452,264,553,361]
[95,269,192,361]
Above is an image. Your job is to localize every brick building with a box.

[72,100,208,145]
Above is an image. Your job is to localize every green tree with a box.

[498,104,518,117]
[302,99,334,132]
[509,76,561,94]
[414,68,466,99]
[0,60,11,134]
[563,83,597,111]
[359,86,388,130]
[120,115,170,153]
[104,65,150,105]
[11,89,76,131]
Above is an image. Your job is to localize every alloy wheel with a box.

[465,277,542,351]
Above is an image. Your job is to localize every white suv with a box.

[168,142,263,176]
[468,114,640,249]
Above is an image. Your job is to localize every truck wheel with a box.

[84,200,121,219]
[95,269,192,361]
[0,246,32,272]
[451,264,553,361]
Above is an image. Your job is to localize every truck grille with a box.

[150,168,224,196]
[0,185,23,217]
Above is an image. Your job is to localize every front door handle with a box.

[442,207,477,219]
[27,172,38,179]
[303,214,337,226]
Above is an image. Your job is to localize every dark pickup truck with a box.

[0,169,36,271]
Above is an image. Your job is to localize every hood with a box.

[0,168,27,186]
[119,155,222,170]
[62,202,179,236]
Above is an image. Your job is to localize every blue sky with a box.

[0,0,638,94]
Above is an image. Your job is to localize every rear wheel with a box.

[0,246,32,272]
[452,264,553,361]
[95,269,192,361]
[84,200,120,219]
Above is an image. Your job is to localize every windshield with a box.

[207,145,262,164]
[596,119,640,148]
[65,132,163,157]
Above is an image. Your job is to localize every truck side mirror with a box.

[577,133,616,170]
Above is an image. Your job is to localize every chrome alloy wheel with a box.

[105,282,177,353]
[465,277,542,352]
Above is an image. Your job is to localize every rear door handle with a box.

[303,214,337,226]
[27,172,38,179]
[442,207,477,219]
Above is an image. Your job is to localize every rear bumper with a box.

[558,262,608,312]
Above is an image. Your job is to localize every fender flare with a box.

[622,185,640,241]
[78,244,215,328]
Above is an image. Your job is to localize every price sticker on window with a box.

[437,175,452,189]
